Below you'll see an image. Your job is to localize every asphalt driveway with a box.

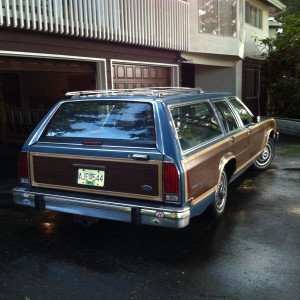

[0,134,299,300]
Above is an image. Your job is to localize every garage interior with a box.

[0,56,96,144]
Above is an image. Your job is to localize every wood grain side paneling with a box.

[183,131,250,203]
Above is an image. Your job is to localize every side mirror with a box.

[253,116,261,123]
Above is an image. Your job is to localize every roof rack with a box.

[65,87,204,98]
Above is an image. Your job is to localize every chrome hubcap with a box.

[215,173,227,212]
[262,147,270,160]
[256,143,272,166]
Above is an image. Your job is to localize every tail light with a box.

[164,163,179,202]
[19,152,29,184]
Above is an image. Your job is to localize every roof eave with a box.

[263,0,286,12]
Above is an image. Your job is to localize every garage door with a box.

[113,64,171,89]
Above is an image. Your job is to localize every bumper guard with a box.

[13,186,190,229]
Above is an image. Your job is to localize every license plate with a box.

[77,169,105,187]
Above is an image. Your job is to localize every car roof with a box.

[63,88,233,105]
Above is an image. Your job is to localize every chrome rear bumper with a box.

[13,186,190,228]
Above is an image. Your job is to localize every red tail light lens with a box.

[19,152,29,183]
[164,163,179,194]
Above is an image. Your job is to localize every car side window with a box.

[214,100,239,132]
[229,97,254,126]
[171,101,222,151]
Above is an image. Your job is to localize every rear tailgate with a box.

[29,145,163,201]
[27,99,165,202]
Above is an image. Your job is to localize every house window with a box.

[198,0,237,37]
[245,2,263,29]
[247,69,260,98]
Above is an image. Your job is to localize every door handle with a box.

[72,163,106,170]
[132,154,149,161]
[230,136,236,143]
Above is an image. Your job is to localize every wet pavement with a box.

[0,135,299,300]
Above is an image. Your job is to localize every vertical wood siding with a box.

[0,0,189,51]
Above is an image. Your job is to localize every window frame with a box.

[246,69,260,99]
[245,2,263,29]
[198,0,237,37]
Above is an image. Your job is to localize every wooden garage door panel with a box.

[113,64,171,89]
[143,67,149,79]
[115,65,125,78]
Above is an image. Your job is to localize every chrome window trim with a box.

[180,134,225,156]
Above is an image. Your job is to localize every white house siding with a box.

[187,0,271,59]
[188,0,243,57]
[195,61,242,98]
[195,65,235,93]
[182,0,244,99]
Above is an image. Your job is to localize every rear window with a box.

[42,101,156,143]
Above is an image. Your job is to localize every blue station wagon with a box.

[13,88,278,228]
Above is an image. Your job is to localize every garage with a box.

[0,58,177,144]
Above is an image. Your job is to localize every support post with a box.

[0,74,6,145]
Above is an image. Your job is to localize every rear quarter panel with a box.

[181,137,236,206]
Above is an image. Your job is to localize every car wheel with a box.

[252,139,275,171]
[209,170,228,218]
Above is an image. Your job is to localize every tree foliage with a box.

[260,14,300,118]
[280,0,300,16]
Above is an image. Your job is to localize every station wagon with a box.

[13,88,278,228]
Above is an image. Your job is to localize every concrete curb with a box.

[275,119,300,137]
